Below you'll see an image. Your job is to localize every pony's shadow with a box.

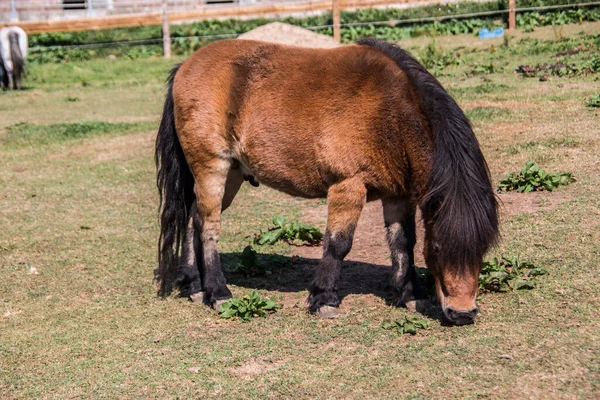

[220,252,444,322]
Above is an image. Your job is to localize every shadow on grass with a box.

[220,252,445,323]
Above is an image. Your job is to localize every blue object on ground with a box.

[479,27,505,39]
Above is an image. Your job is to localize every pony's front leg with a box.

[309,178,366,317]
[193,160,233,309]
[382,198,425,308]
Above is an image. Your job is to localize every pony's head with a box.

[421,187,498,325]
[423,225,480,325]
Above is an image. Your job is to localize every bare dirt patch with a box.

[47,130,154,163]
[231,357,284,377]
[498,191,568,216]
[296,201,426,269]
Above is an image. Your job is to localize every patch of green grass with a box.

[501,137,578,154]
[218,291,280,322]
[1,121,156,147]
[469,62,503,76]
[545,136,579,147]
[479,256,549,292]
[255,216,323,246]
[25,57,173,91]
[497,160,576,192]
[502,141,539,154]
[418,41,462,76]
[502,145,521,155]
[449,82,510,98]
[508,33,600,56]
[517,55,600,78]
[466,106,511,120]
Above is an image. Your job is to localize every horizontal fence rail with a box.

[23,0,600,50]
[1,0,453,33]
[3,0,600,59]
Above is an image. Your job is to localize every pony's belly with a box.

[238,157,329,199]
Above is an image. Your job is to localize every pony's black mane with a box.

[358,39,499,270]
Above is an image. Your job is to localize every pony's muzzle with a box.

[443,306,478,325]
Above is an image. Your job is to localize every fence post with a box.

[162,0,172,58]
[10,0,18,22]
[508,0,516,30]
[333,0,341,43]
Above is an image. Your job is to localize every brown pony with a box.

[155,38,499,325]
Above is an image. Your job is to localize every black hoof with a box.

[189,291,206,303]
[392,278,428,308]
[308,288,340,313]
[174,267,203,298]
[204,285,233,307]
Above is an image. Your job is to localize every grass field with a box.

[1,25,600,399]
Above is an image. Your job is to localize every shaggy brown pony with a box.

[155,38,499,325]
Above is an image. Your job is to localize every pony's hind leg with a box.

[176,201,204,300]
[192,159,238,308]
[309,178,366,317]
[177,165,243,305]
[382,198,425,308]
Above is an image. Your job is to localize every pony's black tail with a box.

[358,39,499,268]
[8,32,24,89]
[155,63,195,296]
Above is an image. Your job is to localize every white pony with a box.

[0,26,28,90]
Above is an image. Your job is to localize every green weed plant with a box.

[255,216,323,246]
[235,245,265,276]
[416,255,548,294]
[497,161,575,192]
[218,291,280,322]
[586,94,600,108]
[479,256,548,292]
[382,316,429,335]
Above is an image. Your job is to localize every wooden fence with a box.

[0,0,480,34]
